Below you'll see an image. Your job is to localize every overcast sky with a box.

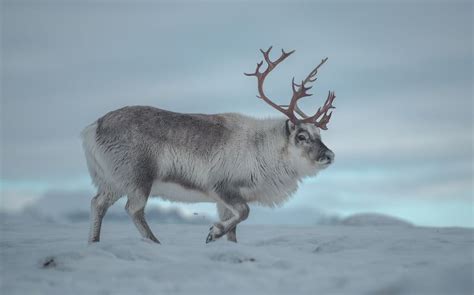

[1,0,472,227]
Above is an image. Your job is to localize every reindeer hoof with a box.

[206,224,224,244]
[206,233,214,243]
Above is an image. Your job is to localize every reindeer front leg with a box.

[217,203,239,242]
[206,188,249,243]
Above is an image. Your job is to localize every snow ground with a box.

[0,218,472,295]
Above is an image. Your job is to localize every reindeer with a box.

[82,47,336,244]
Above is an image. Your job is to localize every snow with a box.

[340,213,413,227]
[1,216,472,295]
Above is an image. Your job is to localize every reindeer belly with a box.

[150,181,216,203]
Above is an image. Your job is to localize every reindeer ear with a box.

[285,119,296,135]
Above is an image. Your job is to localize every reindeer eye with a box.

[297,134,307,141]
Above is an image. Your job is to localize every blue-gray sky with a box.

[1,0,472,226]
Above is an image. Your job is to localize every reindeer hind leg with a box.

[125,191,160,244]
[89,191,121,243]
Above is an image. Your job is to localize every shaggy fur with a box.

[82,106,334,243]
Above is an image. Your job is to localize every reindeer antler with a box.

[245,47,336,130]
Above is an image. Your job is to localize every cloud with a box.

[0,190,41,212]
[2,189,212,224]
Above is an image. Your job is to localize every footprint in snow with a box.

[210,252,256,264]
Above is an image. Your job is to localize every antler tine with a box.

[302,57,328,86]
[260,46,273,68]
[244,61,263,77]
[301,91,336,128]
[317,111,333,130]
[273,48,295,67]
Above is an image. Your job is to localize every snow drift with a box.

[1,216,472,295]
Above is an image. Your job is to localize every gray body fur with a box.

[82,106,334,243]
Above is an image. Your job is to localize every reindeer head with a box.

[245,47,335,169]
